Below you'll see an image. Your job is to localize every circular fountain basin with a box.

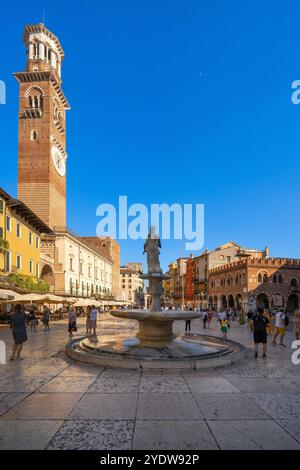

[65,309,246,369]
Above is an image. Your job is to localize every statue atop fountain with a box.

[143,225,162,275]
[142,226,167,312]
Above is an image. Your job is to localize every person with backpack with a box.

[253,307,269,358]
[68,307,77,337]
[29,306,37,332]
[202,310,208,329]
[272,308,288,347]
[42,306,51,332]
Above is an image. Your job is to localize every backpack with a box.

[253,315,266,333]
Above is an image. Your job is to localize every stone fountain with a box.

[110,225,201,349]
[66,227,245,369]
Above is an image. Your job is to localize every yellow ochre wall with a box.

[0,195,40,278]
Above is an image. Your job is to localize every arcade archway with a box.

[221,294,227,309]
[41,264,55,292]
[227,294,235,311]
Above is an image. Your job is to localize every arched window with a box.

[31,130,38,141]
[263,274,268,283]
[258,273,262,283]
[227,278,230,285]
[273,275,277,283]
[28,93,42,110]
[235,275,239,284]
[290,278,298,287]
[278,274,283,283]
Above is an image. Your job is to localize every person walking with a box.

[185,319,191,335]
[264,309,274,335]
[29,306,37,332]
[292,310,300,341]
[85,306,92,335]
[247,310,254,332]
[42,306,50,332]
[202,310,208,329]
[90,305,98,336]
[68,307,77,337]
[9,304,28,361]
[253,307,269,358]
[207,310,213,328]
[220,317,228,338]
[272,308,288,347]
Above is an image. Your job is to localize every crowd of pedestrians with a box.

[176,303,299,360]
[6,300,300,361]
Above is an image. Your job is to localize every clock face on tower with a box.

[51,146,66,176]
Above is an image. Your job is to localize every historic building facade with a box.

[0,186,52,279]
[166,242,268,307]
[14,24,116,297]
[120,265,144,304]
[208,257,300,313]
[167,257,188,307]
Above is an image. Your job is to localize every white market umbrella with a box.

[5,293,44,304]
[74,298,102,308]
[34,294,72,304]
[0,289,19,301]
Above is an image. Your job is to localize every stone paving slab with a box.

[185,376,240,394]
[38,375,97,393]
[0,375,53,393]
[69,393,138,420]
[59,365,103,377]
[224,377,300,394]
[133,420,218,450]
[247,394,300,420]
[88,377,140,394]
[207,419,300,450]
[0,392,30,417]
[193,393,269,420]
[276,420,300,444]
[136,393,203,420]
[1,392,83,420]
[139,372,189,394]
[0,420,64,450]
[46,420,134,450]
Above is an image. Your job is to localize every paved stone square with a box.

[0,314,300,450]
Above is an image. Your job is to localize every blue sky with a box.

[0,0,300,271]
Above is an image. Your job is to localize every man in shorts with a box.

[272,308,287,347]
[253,307,269,358]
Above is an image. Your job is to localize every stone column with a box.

[51,51,56,68]
[39,42,45,60]
[29,43,34,59]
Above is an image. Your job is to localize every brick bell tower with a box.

[15,23,70,229]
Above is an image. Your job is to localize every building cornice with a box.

[14,70,70,109]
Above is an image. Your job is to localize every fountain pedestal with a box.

[111,309,201,348]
